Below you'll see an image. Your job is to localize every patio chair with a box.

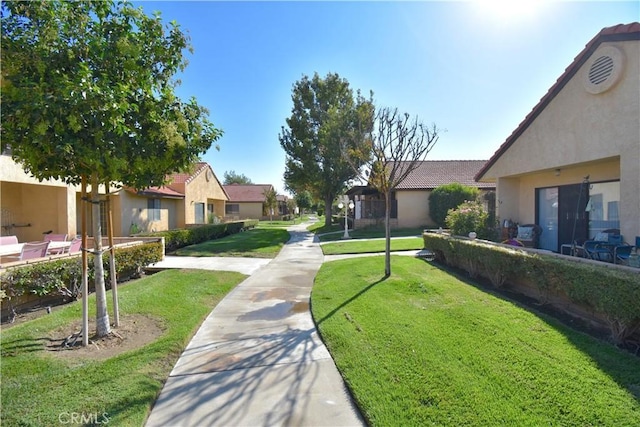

[66,237,82,254]
[615,236,640,266]
[44,233,68,254]
[614,245,634,265]
[19,241,50,260]
[0,235,19,245]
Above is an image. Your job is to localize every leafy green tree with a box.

[1,1,221,338]
[223,170,253,185]
[286,198,298,220]
[294,190,312,213]
[263,186,278,221]
[429,183,479,228]
[346,107,439,276]
[279,72,374,227]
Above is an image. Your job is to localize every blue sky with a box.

[137,1,638,194]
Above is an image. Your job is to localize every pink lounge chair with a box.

[19,241,50,260]
[66,238,82,254]
[0,236,19,245]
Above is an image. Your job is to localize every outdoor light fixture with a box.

[337,199,354,239]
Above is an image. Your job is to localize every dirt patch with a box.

[44,314,164,360]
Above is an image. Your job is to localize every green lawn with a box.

[1,269,245,427]
[321,237,424,255]
[318,226,424,242]
[312,256,640,426]
[257,218,304,228]
[174,227,290,258]
[307,220,339,235]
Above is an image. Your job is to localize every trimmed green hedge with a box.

[1,241,164,305]
[139,220,258,252]
[423,232,640,344]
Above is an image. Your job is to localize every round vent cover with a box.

[583,46,625,94]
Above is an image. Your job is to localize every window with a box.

[100,201,109,234]
[148,198,161,221]
[225,204,240,215]
[587,181,620,237]
[194,202,205,224]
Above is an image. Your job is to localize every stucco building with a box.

[0,157,227,239]
[223,184,289,220]
[475,23,640,252]
[348,160,495,229]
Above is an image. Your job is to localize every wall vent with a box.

[588,56,614,85]
[583,46,624,95]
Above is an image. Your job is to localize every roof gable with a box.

[126,186,185,199]
[167,162,208,186]
[389,160,494,190]
[476,22,640,181]
[223,184,274,202]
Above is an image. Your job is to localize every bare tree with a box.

[346,107,439,276]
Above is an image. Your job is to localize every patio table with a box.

[0,243,24,257]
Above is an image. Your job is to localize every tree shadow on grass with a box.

[315,275,389,326]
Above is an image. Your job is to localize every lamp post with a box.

[337,199,354,239]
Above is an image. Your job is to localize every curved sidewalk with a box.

[145,223,365,427]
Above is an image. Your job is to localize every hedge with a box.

[1,241,164,308]
[423,232,640,344]
[139,219,258,252]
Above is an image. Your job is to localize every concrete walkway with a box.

[145,222,365,427]
[148,255,272,276]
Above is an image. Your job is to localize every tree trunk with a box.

[81,176,89,347]
[106,185,119,327]
[91,173,111,337]
[384,190,391,277]
[324,194,334,227]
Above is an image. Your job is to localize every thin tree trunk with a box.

[384,190,391,277]
[106,184,119,327]
[91,173,111,337]
[81,176,89,346]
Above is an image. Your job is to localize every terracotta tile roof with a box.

[125,186,184,199]
[168,162,208,185]
[224,184,274,202]
[476,22,640,181]
[389,160,494,190]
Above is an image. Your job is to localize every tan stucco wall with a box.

[1,155,76,240]
[396,190,433,228]
[1,181,75,242]
[481,39,640,241]
[496,159,620,225]
[238,202,263,220]
[181,168,228,226]
[116,191,180,234]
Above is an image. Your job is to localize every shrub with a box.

[423,232,640,344]
[445,200,491,239]
[140,220,257,252]
[1,241,164,309]
[429,183,479,227]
